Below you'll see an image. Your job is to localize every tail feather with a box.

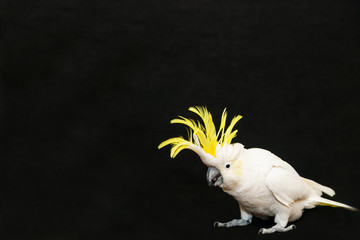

[311,197,358,211]
[302,177,335,197]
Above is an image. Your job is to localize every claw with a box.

[213,219,251,228]
[258,224,296,234]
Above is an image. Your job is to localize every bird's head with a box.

[158,106,245,188]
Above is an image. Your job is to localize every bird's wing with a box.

[265,165,308,207]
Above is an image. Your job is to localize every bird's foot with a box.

[214,218,251,228]
[258,224,296,234]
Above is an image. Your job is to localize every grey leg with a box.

[214,218,251,228]
[258,224,296,234]
[258,211,296,234]
[214,205,252,228]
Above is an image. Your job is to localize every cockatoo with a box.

[158,106,357,234]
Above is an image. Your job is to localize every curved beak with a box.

[206,167,223,187]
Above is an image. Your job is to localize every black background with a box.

[2,0,360,239]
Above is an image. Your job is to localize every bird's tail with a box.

[302,177,335,197]
[310,197,358,211]
[302,177,358,211]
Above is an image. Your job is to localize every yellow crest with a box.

[158,106,242,158]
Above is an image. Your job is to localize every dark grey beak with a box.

[206,167,223,187]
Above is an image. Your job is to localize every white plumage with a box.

[215,146,356,234]
[159,106,357,234]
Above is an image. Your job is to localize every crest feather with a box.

[158,106,242,158]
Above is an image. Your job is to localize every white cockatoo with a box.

[158,106,357,234]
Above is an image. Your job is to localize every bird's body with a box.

[222,148,301,221]
[159,106,357,234]
[218,147,345,223]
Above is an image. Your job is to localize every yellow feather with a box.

[158,137,180,149]
[217,108,227,139]
[171,142,191,158]
[158,137,193,158]
[223,115,242,145]
[194,129,212,155]
[158,106,243,158]
[188,106,218,156]
[171,117,197,131]
[217,109,228,145]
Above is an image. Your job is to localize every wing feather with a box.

[265,165,309,207]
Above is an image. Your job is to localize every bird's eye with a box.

[225,163,231,168]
